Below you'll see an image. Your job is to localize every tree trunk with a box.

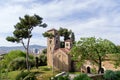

[98,57,102,74]
[26,48,30,71]
[22,38,30,71]
[26,38,30,71]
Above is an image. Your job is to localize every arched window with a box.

[101,67,104,73]
[87,66,91,73]
[66,43,69,46]
[49,40,52,44]
[56,40,58,44]
[58,54,61,58]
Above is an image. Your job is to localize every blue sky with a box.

[0,0,120,46]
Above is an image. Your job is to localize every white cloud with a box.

[0,0,120,46]
[10,0,34,3]
[25,0,97,19]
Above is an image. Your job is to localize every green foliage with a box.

[60,41,65,48]
[6,14,47,43]
[112,45,120,68]
[39,54,47,66]
[58,27,72,41]
[9,57,26,71]
[43,32,55,39]
[42,48,47,54]
[0,65,2,79]
[73,74,92,80]
[29,54,34,59]
[0,68,9,80]
[70,37,118,73]
[6,14,47,71]
[35,54,47,68]
[5,50,26,60]
[15,71,37,80]
[115,71,120,79]
[51,75,69,80]
[0,50,26,69]
[15,71,30,80]
[71,32,75,43]
[22,72,36,80]
[0,50,35,71]
[103,70,118,80]
[43,27,74,42]
[113,53,120,67]
[8,57,35,71]
[91,68,97,74]
[116,45,120,52]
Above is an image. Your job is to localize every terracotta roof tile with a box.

[54,48,70,54]
[59,48,70,53]
[65,39,72,42]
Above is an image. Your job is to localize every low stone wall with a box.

[89,74,103,80]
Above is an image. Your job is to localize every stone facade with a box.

[47,29,60,67]
[81,59,120,73]
[46,28,120,72]
[46,28,71,71]
[54,48,71,71]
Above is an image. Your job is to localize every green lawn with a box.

[0,70,20,80]
[1,66,59,80]
[8,71,21,80]
[69,71,81,74]
[31,66,59,80]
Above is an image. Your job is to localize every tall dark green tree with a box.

[58,27,72,41]
[116,45,120,52]
[71,32,75,43]
[43,32,55,39]
[70,37,118,73]
[42,48,47,54]
[113,45,120,67]
[6,14,47,71]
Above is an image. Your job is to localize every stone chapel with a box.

[46,28,120,72]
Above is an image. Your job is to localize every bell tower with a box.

[47,28,60,66]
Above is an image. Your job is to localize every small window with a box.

[49,40,52,44]
[58,55,61,58]
[87,66,91,73]
[55,32,58,35]
[66,43,69,46]
[70,43,72,47]
[56,40,58,44]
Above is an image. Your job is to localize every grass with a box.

[34,66,59,80]
[1,66,59,80]
[8,71,21,80]
[1,70,21,80]
[69,71,81,74]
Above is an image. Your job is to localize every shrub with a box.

[15,71,30,80]
[40,67,50,71]
[91,68,97,74]
[103,70,118,80]
[39,54,47,66]
[0,50,26,69]
[115,71,120,80]
[15,71,36,80]
[9,57,26,71]
[0,50,35,69]
[73,74,92,80]
[8,57,35,71]
[23,72,36,80]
